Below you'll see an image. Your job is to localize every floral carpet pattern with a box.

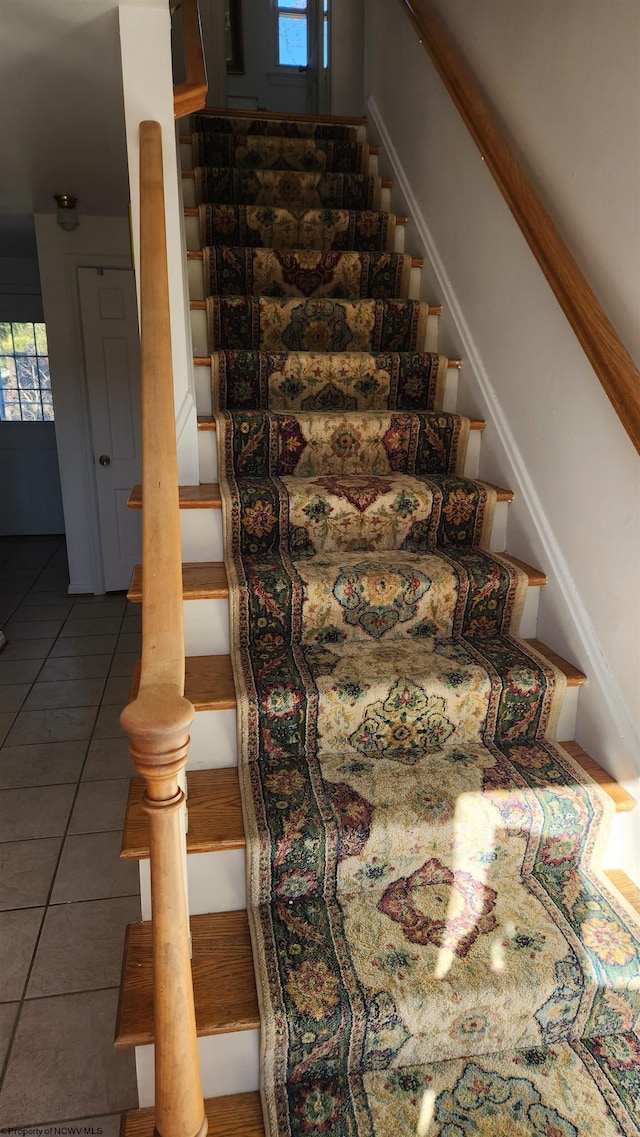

[198,111,640,1136]
[199,205,396,252]
[195,169,383,211]
[204,250,411,300]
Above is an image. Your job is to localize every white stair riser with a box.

[135,1029,259,1107]
[189,707,237,769]
[138,847,246,920]
[197,429,218,482]
[180,507,223,561]
[182,177,391,213]
[556,685,579,743]
[184,597,228,656]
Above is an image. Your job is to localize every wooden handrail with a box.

[173,0,208,119]
[120,121,206,1137]
[398,0,640,456]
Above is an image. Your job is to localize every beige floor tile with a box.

[0,784,76,842]
[50,635,118,658]
[0,989,138,1124]
[115,633,142,654]
[102,676,132,705]
[0,712,15,745]
[0,639,55,661]
[3,619,65,641]
[81,738,133,782]
[0,686,29,713]
[51,832,138,903]
[5,706,98,747]
[0,741,87,790]
[108,653,138,678]
[60,617,123,638]
[28,896,140,997]
[0,1004,18,1070]
[0,838,61,910]
[11,604,73,623]
[68,779,130,835]
[0,659,43,686]
[24,678,106,711]
[93,704,126,740]
[39,655,113,682]
[0,908,44,1000]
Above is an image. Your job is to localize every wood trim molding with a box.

[173,0,208,118]
[398,0,640,456]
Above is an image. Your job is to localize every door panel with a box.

[78,267,141,592]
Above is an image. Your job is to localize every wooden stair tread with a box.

[604,869,640,913]
[128,483,221,510]
[525,638,587,686]
[129,654,236,711]
[121,768,244,860]
[128,561,228,602]
[121,1091,265,1137]
[561,741,637,813]
[115,911,259,1047]
[196,413,485,431]
[121,740,634,864]
[500,554,546,586]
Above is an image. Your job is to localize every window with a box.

[0,322,53,421]
[277,0,308,68]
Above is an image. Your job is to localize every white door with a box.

[78,267,141,592]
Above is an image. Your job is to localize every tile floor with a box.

[0,536,140,1130]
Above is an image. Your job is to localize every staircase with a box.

[118,109,640,1136]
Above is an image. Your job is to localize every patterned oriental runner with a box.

[194,113,640,1137]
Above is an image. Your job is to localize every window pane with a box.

[42,404,55,421]
[278,0,306,9]
[2,404,22,422]
[279,14,307,65]
[323,16,328,66]
[21,401,43,421]
[17,358,38,388]
[35,323,48,354]
[12,323,36,354]
[42,391,54,405]
[0,357,17,387]
[0,324,13,354]
[38,359,51,387]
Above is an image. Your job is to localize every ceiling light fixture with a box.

[53,194,79,231]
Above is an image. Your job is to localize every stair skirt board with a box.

[124,111,640,1135]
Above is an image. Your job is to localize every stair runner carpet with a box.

[195,113,640,1136]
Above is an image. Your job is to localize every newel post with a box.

[121,687,207,1137]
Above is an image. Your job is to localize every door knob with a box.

[99,454,111,467]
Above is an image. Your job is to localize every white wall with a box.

[363,4,640,837]
[119,2,200,485]
[330,0,364,117]
[34,214,131,591]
